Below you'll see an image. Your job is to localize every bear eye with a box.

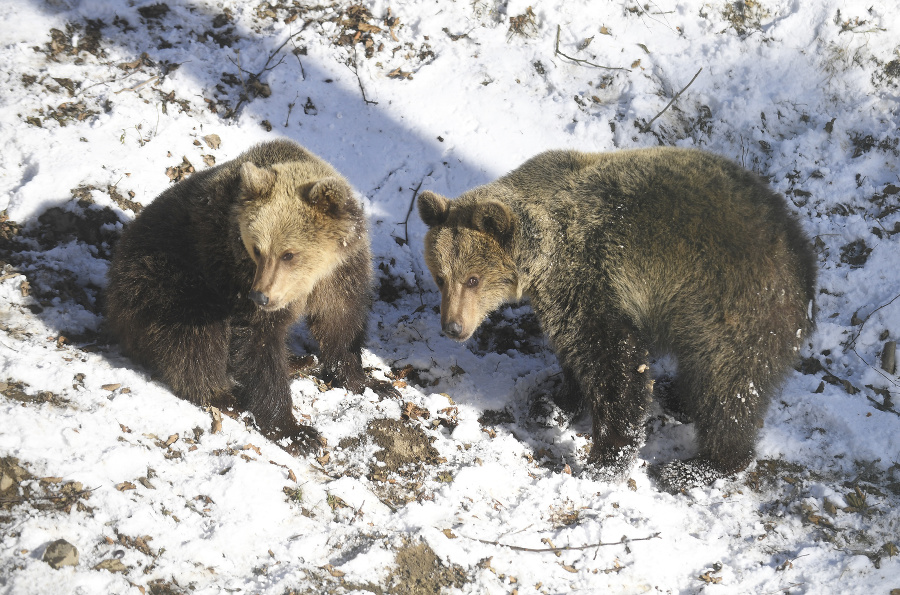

[466,276,479,288]
[253,246,261,257]
[281,252,294,262]
[435,275,445,288]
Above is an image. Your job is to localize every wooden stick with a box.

[639,67,703,133]
[460,531,661,553]
[555,25,630,71]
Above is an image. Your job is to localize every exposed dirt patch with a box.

[335,419,443,507]
[386,539,468,595]
[0,456,92,520]
[1,380,70,408]
[368,418,440,475]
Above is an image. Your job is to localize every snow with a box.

[1,0,900,593]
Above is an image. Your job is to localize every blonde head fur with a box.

[236,161,365,312]
[419,190,520,340]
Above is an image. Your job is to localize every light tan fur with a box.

[237,162,363,312]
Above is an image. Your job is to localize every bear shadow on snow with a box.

[419,147,817,492]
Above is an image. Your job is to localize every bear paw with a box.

[528,395,573,429]
[649,458,726,493]
[582,444,640,483]
[267,422,325,457]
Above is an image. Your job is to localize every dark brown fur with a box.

[105,140,374,454]
[419,147,817,490]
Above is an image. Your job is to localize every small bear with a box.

[105,139,376,454]
[418,147,816,490]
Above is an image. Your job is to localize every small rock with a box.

[43,539,79,569]
[203,134,221,149]
[883,341,897,375]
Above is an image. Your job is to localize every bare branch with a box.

[398,171,434,246]
[460,531,661,553]
[555,25,630,71]
[639,67,703,133]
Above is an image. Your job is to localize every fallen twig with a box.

[844,291,900,391]
[114,76,159,94]
[554,25,630,71]
[226,32,305,118]
[399,171,434,245]
[639,67,702,133]
[460,531,661,553]
[348,45,378,105]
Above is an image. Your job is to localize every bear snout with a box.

[443,320,465,340]
[249,290,270,307]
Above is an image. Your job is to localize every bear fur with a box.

[105,139,375,454]
[418,147,817,490]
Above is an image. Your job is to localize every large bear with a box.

[106,139,379,454]
[418,147,817,490]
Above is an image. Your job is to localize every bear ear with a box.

[239,162,276,199]
[307,177,351,214]
[417,191,450,227]
[472,200,515,244]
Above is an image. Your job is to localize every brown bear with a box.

[418,147,817,491]
[105,139,379,454]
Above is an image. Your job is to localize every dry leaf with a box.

[321,564,345,578]
[101,383,121,391]
[357,22,382,33]
[94,558,127,573]
[287,468,297,482]
[442,528,457,539]
[387,67,412,80]
[402,401,430,420]
[209,406,223,434]
[116,481,136,491]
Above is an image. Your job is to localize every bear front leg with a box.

[306,256,400,399]
[555,318,652,482]
[229,317,321,455]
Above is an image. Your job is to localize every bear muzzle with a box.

[442,320,465,340]
[249,290,270,307]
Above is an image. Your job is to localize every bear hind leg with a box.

[159,322,236,411]
[651,357,771,492]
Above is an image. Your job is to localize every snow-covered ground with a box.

[1,0,899,593]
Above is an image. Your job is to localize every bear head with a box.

[236,161,363,312]
[418,189,520,341]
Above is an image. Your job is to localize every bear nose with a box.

[249,290,269,307]
[444,321,463,338]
